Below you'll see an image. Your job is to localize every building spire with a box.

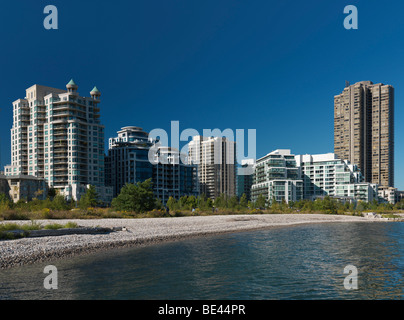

[66,79,78,92]
[90,86,101,100]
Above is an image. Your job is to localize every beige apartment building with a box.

[334,81,394,188]
[188,136,236,199]
[4,80,112,202]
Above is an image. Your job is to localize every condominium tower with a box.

[152,146,199,204]
[105,126,155,196]
[251,149,303,204]
[334,81,394,188]
[105,126,199,204]
[4,80,108,201]
[295,153,378,203]
[188,136,236,199]
[236,159,255,201]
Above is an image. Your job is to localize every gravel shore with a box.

[0,214,375,269]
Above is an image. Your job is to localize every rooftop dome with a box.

[90,86,101,96]
[66,79,78,88]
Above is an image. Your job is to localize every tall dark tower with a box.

[334,81,394,188]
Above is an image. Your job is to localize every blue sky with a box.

[0,0,403,189]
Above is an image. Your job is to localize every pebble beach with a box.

[0,214,378,269]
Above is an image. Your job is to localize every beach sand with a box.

[0,213,378,269]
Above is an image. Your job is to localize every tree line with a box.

[1,178,403,216]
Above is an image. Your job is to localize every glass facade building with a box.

[251,149,303,204]
[295,153,378,202]
[236,159,255,201]
[106,127,199,204]
[105,126,154,197]
[152,146,199,204]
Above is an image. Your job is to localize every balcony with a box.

[54,165,67,170]
[54,141,68,147]
[53,180,68,185]
[53,131,67,136]
[54,171,68,177]
[53,159,68,164]
[53,153,68,158]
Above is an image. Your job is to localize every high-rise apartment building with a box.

[105,126,155,196]
[236,159,255,201]
[334,81,394,188]
[188,136,236,199]
[251,149,303,204]
[152,146,199,204]
[4,80,109,201]
[105,127,199,204]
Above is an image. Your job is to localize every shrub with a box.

[148,209,167,218]
[112,179,155,213]
[79,185,99,209]
[44,223,64,230]
[41,208,53,219]
[1,211,30,220]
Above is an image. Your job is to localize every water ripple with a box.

[1,222,403,299]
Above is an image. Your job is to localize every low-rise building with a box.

[0,174,48,202]
[295,153,378,203]
[378,186,398,204]
[397,191,404,203]
[251,149,303,204]
[0,175,9,196]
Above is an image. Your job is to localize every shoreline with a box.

[0,213,387,269]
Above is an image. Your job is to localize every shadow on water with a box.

[1,222,403,299]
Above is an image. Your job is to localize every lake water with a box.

[1,222,404,300]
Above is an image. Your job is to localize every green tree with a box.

[79,185,99,209]
[166,196,177,211]
[47,187,57,200]
[196,194,207,210]
[227,195,239,209]
[111,179,155,213]
[179,196,188,209]
[255,194,266,209]
[214,193,228,208]
[270,197,280,212]
[356,201,365,212]
[321,196,338,214]
[50,194,69,210]
[302,199,314,212]
[186,195,197,210]
[395,199,404,210]
[0,193,12,212]
[279,199,288,212]
[369,199,379,211]
[293,200,306,211]
[0,192,11,204]
[206,198,214,209]
[239,193,248,208]
[155,198,163,210]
